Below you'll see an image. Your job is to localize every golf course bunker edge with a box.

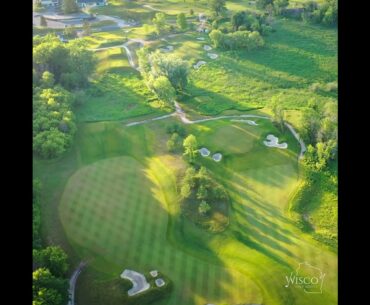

[263,134,288,149]
[120,269,150,296]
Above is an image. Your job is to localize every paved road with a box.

[68,262,86,305]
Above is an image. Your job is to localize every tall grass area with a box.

[76,71,172,122]
[289,162,338,251]
[186,19,337,115]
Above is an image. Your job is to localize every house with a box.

[76,0,107,8]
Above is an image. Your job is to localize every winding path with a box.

[67,262,86,305]
[91,38,146,70]
[126,102,306,158]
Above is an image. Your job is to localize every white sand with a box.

[155,278,165,287]
[212,153,222,162]
[207,53,218,59]
[121,269,150,296]
[196,37,205,41]
[199,147,211,157]
[263,134,288,149]
[150,270,158,277]
[204,45,212,51]
[193,61,207,69]
[231,119,258,126]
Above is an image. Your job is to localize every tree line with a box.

[33,34,96,159]
[33,179,70,305]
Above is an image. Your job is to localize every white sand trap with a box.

[155,278,165,287]
[121,269,150,296]
[212,153,222,162]
[204,45,212,51]
[196,37,205,41]
[207,53,218,59]
[199,147,210,157]
[150,270,158,277]
[263,134,288,149]
[231,119,258,126]
[193,61,207,69]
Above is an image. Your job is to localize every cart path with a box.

[68,262,86,305]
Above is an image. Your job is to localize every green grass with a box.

[184,19,337,114]
[34,116,337,305]
[289,163,338,250]
[76,71,172,122]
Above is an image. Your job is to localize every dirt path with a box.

[126,101,306,158]
[68,262,86,305]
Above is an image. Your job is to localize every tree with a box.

[83,21,91,36]
[177,13,188,30]
[167,132,181,152]
[197,166,211,188]
[181,183,192,199]
[318,102,337,142]
[301,108,321,145]
[33,246,69,277]
[183,134,198,162]
[33,128,70,158]
[149,51,189,92]
[33,268,68,305]
[210,0,227,17]
[270,95,285,132]
[231,11,246,31]
[274,0,289,15]
[40,16,47,27]
[166,123,186,137]
[151,76,176,106]
[34,0,43,9]
[62,0,79,14]
[256,0,273,10]
[33,35,70,82]
[33,179,42,249]
[199,201,211,215]
[196,184,208,200]
[209,29,264,50]
[41,71,55,88]
[183,166,197,188]
[152,12,167,35]
[137,47,151,74]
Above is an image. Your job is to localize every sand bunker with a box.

[193,61,207,69]
[155,278,165,287]
[231,119,258,126]
[204,45,212,51]
[150,270,158,277]
[212,153,222,162]
[121,269,150,296]
[196,37,205,41]
[207,53,218,59]
[263,134,288,149]
[199,147,211,157]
